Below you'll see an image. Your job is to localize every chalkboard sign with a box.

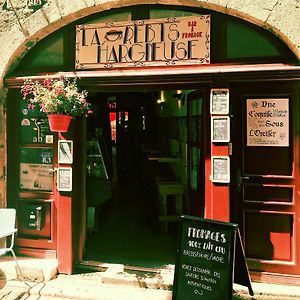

[172,215,253,300]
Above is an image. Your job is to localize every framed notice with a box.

[57,167,72,192]
[211,116,230,142]
[211,156,230,183]
[210,88,229,115]
[58,140,73,164]
[247,98,289,147]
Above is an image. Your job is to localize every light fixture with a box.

[172,90,185,105]
[156,91,165,104]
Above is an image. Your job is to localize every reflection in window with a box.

[190,99,203,144]
[189,147,200,191]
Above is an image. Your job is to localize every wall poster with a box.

[247,98,289,147]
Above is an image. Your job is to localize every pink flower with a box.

[27,103,35,110]
[44,78,52,90]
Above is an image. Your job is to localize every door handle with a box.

[237,169,249,191]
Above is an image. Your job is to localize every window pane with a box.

[18,31,64,69]
[227,20,280,58]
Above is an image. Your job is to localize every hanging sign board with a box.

[172,215,253,300]
[75,15,210,69]
[247,98,289,147]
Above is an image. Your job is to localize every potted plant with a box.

[21,73,92,132]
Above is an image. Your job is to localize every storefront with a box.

[2,2,300,284]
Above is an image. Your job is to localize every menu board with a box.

[172,216,237,300]
[211,117,230,142]
[172,216,253,300]
[210,89,229,115]
[57,167,72,192]
[211,156,230,183]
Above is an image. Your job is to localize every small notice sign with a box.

[58,140,73,164]
[211,156,230,183]
[211,116,230,143]
[172,215,253,300]
[57,167,72,192]
[247,98,289,147]
[210,89,229,115]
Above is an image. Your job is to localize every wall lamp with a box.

[156,91,165,105]
[172,90,185,105]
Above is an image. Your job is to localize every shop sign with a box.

[247,98,289,147]
[75,15,210,69]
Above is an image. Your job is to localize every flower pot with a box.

[48,114,72,132]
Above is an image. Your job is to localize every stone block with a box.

[266,0,300,55]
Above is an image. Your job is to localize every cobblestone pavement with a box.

[1,274,300,300]
[1,262,300,300]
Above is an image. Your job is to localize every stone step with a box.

[0,256,58,282]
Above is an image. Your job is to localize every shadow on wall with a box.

[0,268,7,289]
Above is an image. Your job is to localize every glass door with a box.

[187,90,206,216]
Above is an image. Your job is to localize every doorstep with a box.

[77,261,174,290]
[0,256,58,282]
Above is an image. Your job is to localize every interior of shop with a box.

[83,90,191,269]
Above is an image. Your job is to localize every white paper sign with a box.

[57,167,72,192]
[58,140,73,164]
[210,88,229,115]
[211,156,230,183]
[247,98,289,147]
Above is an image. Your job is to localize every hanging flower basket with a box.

[21,73,92,132]
[48,114,72,132]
